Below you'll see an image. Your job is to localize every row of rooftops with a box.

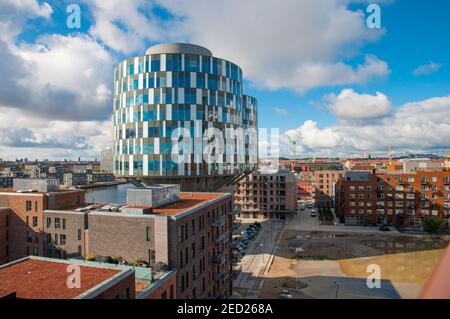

[0,256,175,299]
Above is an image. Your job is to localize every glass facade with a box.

[113,44,258,178]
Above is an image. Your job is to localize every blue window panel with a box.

[202,58,210,74]
[143,144,154,154]
[138,62,144,73]
[143,94,148,104]
[149,74,155,88]
[166,90,172,104]
[151,56,160,72]
[134,79,139,90]
[154,90,161,104]
[129,64,134,75]
[196,75,205,89]
[185,55,200,72]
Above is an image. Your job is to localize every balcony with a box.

[215,234,229,244]
[212,216,225,227]
[212,252,225,265]
[214,270,230,281]
[229,208,240,216]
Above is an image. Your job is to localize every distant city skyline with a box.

[0,0,449,160]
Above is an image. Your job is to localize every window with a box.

[46,217,51,228]
[34,201,38,212]
[32,216,38,227]
[146,226,152,241]
[55,218,61,229]
[26,231,32,243]
[78,229,82,241]
[26,201,32,211]
[62,219,66,230]
[60,234,66,245]
[149,249,156,266]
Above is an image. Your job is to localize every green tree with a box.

[423,217,442,234]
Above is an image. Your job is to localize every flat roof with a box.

[0,257,126,299]
[152,192,228,216]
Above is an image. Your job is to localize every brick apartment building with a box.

[234,170,297,219]
[313,170,344,207]
[0,181,85,263]
[336,170,450,227]
[0,208,10,264]
[43,186,234,299]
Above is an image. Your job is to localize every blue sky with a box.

[0,0,449,160]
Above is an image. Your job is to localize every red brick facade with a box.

[336,171,450,226]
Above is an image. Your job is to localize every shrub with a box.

[423,217,442,234]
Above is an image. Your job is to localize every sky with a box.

[0,0,449,160]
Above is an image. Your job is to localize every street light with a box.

[334,281,340,299]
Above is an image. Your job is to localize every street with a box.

[232,219,284,298]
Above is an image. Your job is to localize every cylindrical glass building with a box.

[113,43,258,191]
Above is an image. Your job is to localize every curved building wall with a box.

[113,43,258,181]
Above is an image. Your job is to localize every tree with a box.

[423,217,442,234]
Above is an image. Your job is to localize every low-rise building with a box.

[43,186,233,299]
[336,170,450,227]
[63,173,88,187]
[0,186,85,261]
[313,170,344,207]
[234,170,297,219]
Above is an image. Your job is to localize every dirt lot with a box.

[259,230,448,299]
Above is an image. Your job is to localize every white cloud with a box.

[0,2,115,159]
[284,120,342,149]
[87,0,389,92]
[412,62,441,76]
[325,88,391,120]
[279,94,450,157]
[87,0,168,54]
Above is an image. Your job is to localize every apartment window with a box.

[149,249,156,266]
[62,219,66,230]
[46,217,51,228]
[32,216,38,227]
[192,220,195,236]
[26,201,32,211]
[181,274,185,292]
[146,226,152,241]
[192,243,196,258]
[34,201,38,212]
[55,218,61,229]
[55,233,58,245]
[5,215,8,227]
[60,234,66,245]
[192,265,196,281]
[26,231,32,243]
[180,251,183,268]
[78,245,82,255]
[32,247,38,256]
[78,229,82,240]
[126,288,130,299]
[6,230,9,241]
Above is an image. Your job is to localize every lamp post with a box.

[334,281,340,299]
